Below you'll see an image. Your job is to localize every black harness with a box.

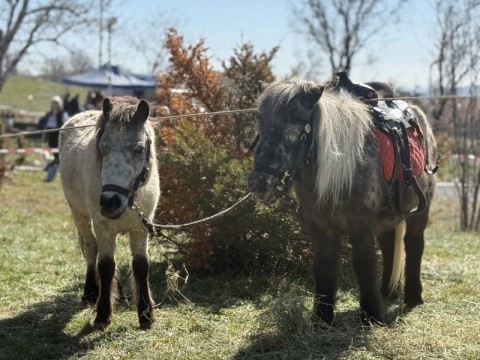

[101,138,152,207]
[253,123,314,208]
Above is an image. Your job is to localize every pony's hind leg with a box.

[404,211,428,308]
[71,210,99,305]
[129,230,155,329]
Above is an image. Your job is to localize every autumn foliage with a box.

[155,28,310,273]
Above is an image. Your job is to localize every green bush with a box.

[158,121,311,275]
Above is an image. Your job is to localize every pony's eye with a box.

[134,146,145,156]
[285,128,302,142]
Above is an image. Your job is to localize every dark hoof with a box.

[405,297,424,308]
[81,293,98,306]
[93,315,111,330]
[311,309,334,326]
[360,311,385,326]
[139,317,155,330]
[93,320,111,331]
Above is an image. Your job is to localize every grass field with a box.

[0,169,479,359]
[0,75,89,112]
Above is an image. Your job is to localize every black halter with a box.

[253,122,314,208]
[101,138,152,207]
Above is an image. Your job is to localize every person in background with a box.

[38,96,69,182]
[3,111,15,132]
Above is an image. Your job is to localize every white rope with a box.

[0,108,258,139]
[0,124,97,139]
[137,193,253,232]
[154,107,258,121]
[0,147,58,154]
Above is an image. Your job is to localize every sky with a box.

[25,0,438,90]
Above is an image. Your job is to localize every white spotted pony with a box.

[59,96,159,329]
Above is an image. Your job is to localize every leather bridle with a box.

[253,122,314,208]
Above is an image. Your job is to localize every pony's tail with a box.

[387,220,406,296]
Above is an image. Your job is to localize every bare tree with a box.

[288,48,323,81]
[430,0,480,124]
[40,48,94,81]
[291,0,407,74]
[430,0,480,230]
[125,9,181,75]
[0,0,100,93]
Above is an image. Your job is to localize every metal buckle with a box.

[142,167,149,181]
[280,171,291,185]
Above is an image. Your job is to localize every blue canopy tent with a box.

[61,64,156,95]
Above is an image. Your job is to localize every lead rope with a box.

[129,193,252,239]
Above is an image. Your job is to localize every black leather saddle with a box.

[332,71,431,214]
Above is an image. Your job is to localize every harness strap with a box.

[128,166,150,206]
[101,138,152,206]
[127,139,152,206]
[395,122,428,214]
[102,184,131,197]
[248,133,260,152]
[252,131,310,209]
[254,162,286,179]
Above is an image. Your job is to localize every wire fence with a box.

[1,93,479,140]
[0,147,58,154]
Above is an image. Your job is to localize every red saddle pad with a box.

[375,127,425,182]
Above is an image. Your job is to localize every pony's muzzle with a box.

[248,171,277,203]
[99,193,127,219]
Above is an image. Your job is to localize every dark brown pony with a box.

[248,78,437,324]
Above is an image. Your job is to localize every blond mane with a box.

[314,89,373,205]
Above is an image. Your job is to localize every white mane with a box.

[314,89,373,206]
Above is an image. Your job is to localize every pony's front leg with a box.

[309,227,341,325]
[92,224,117,329]
[351,232,384,324]
[129,230,155,329]
[71,210,99,305]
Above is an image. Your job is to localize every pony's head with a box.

[96,97,152,219]
[248,78,373,207]
[248,79,323,204]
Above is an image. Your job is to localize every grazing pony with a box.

[59,96,160,329]
[248,78,437,324]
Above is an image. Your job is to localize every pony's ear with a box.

[300,85,324,110]
[134,99,150,122]
[103,98,113,115]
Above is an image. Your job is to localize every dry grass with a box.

[236,200,480,359]
[0,169,479,359]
